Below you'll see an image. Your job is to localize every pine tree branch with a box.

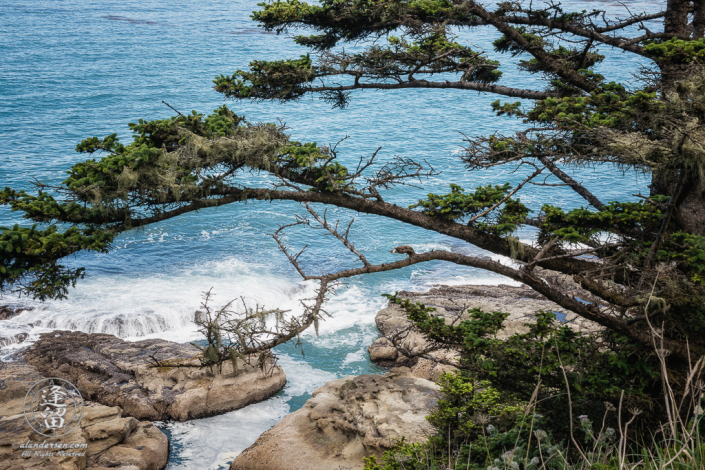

[300,80,554,100]
[537,156,606,211]
[286,245,697,358]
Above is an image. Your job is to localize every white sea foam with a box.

[157,396,291,470]
[342,349,366,365]
[0,256,318,350]
[301,284,387,337]
[160,353,338,469]
[0,256,392,361]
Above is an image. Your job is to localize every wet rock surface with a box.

[0,332,29,348]
[368,284,599,381]
[0,306,32,322]
[230,369,440,470]
[22,330,287,421]
[0,360,169,470]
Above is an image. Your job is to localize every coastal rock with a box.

[23,330,287,421]
[230,369,440,470]
[0,359,46,417]
[0,361,169,470]
[368,284,599,381]
[0,332,29,348]
[0,306,32,321]
[366,337,397,363]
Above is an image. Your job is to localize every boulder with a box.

[368,284,599,381]
[23,330,287,421]
[0,361,169,470]
[230,369,440,470]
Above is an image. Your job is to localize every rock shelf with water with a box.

[22,331,287,421]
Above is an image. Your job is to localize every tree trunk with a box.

[694,0,705,38]
[651,171,705,236]
[665,0,690,36]
[651,1,705,235]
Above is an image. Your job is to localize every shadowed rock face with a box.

[230,369,440,470]
[23,330,287,421]
[0,360,169,470]
[368,284,600,381]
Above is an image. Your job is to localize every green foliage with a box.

[384,294,661,431]
[0,106,299,299]
[65,105,252,203]
[538,200,664,244]
[526,84,662,129]
[369,295,703,469]
[0,224,112,300]
[214,55,314,101]
[252,0,472,48]
[364,411,705,469]
[0,188,106,225]
[427,374,524,443]
[665,232,705,284]
[410,183,529,235]
[274,141,350,190]
[363,413,615,470]
[645,38,705,64]
[454,414,563,470]
[362,375,527,470]
[538,198,705,321]
[494,29,605,88]
[493,27,545,56]
[216,30,500,103]
[363,438,444,470]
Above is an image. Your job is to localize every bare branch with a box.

[537,156,606,211]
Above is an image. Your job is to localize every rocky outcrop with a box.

[0,306,32,321]
[0,360,169,470]
[23,330,287,421]
[368,284,599,381]
[230,369,440,470]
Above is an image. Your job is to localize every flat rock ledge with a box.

[368,284,600,381]
[0,360,169,470]
[230,369,440,470]
[23,330,287,421]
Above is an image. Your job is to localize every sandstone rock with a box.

[87,421,169,470]
[368,284,599,381]
[0,361,169,470]
[366,337,398,363]
[230,370,440,470]
[0,359,45,417]
[24,330,287,421]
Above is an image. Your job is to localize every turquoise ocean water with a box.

[0,1,658,467]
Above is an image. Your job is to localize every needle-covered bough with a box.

[3,0,705,430]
